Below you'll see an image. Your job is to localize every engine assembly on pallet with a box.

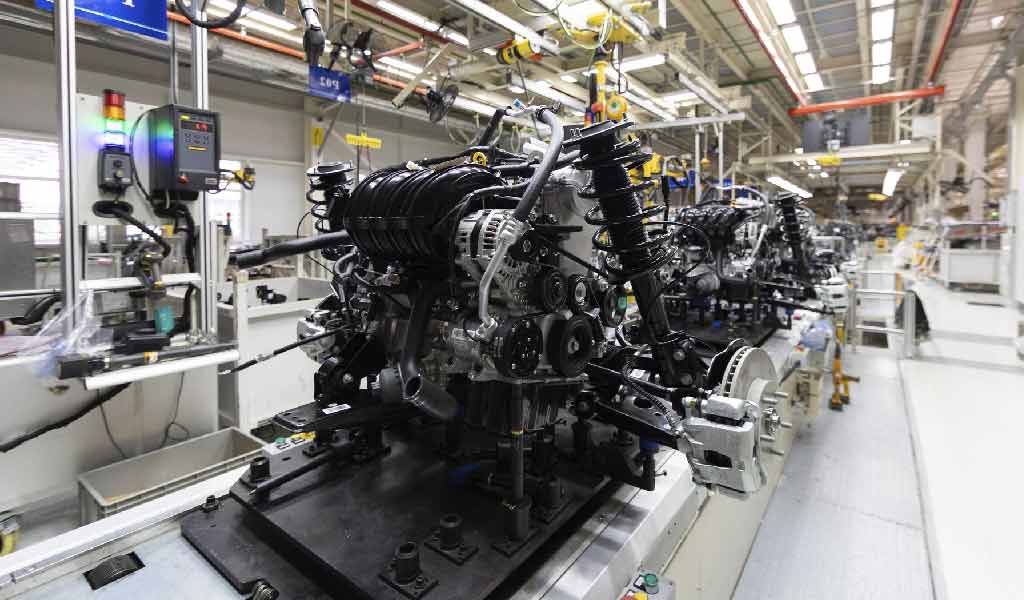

[658,187,834,347]
[183,108,785,600]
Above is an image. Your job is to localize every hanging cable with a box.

[0,384,131,453]
[174,0,247,30]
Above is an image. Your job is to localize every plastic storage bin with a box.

[77,427,263,523]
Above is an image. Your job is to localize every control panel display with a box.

[148,104,221,200]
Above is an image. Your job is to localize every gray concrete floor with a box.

[733,347,933,600]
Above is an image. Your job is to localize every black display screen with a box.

[181,120,213,132]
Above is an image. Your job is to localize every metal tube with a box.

[0,288,61,299]
[169,20,179,104]
[902,290,916,358]
[857,325,905,335]
[855,288,907,297]
[788,87,947,117]
[56,0,80,327]
[191,14,214,334]
[693,129,701,204]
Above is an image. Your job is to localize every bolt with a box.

[342,373,355,385]
[201,494,220,513]
[672,349,685,362]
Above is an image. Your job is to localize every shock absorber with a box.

[566,120,683,385]
[777,195,809,279]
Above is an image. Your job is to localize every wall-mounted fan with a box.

[423,84,459,123]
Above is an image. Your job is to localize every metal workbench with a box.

[0,335,803,600]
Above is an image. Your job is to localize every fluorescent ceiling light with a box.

[872,40,892,65]
[452,96,498,116]
[882,168,903,196]
[795,52,817,75]
[623,91,676,121]
[870,0,894,6]
[804,73,824,92]
[379,56,421,74]
[766,0,797,25]
[560,74,577,83]
[767,175,812,198]
[446,31,470,46]
[209,0,297,30]
[524,79,586,111]
[872,64,891,84]
[452,0,553,52]
[206,6,303,43]
[662,91,698,104]
[781,25,808,53]
[736,0,805,103]
[508,84,525,94]
[617,54,667,73]
[871,8,894,41]
[559,0,605,28]
[375,1,468,46]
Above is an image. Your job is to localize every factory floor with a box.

[729,270,1024,600]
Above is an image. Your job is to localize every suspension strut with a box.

[777,195,808,279]
[565,120,683,385]
[305,161,355,258]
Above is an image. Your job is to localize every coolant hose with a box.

[511,109,564,222]
[233,231,351,269]
[472,108,507,146]
[399,284,457,420]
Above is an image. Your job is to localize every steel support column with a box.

[55,0,80,325]
[192,13,215,334]
[1012,54,1024,304]
[964,111,987,221]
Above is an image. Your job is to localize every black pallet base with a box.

[182,428,609,600]
[672,319,778,350]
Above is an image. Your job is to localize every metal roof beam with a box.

[667,0,750,80]
[746,140,933,166]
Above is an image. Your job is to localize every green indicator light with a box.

[644,574,658,586]
[104,118,124,133]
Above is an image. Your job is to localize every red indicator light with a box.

[103,89,125,108]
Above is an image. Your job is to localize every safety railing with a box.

[845,271,916,359]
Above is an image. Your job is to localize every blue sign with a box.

[308,66,351,103]
[36,0,167,41]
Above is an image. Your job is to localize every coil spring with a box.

[305,162,354,259]
[777,195,808,276]
[568,121,674,283]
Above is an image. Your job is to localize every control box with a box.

[148,104,221,200]
[98,148,133,191]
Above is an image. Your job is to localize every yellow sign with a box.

[311,126,325,147]
[868,193,888,202]
[345,132,382,149]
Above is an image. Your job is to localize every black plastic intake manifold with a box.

[341,163,503,263]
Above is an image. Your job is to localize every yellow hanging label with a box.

[311,126,325,147]
[345,132,382,149]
